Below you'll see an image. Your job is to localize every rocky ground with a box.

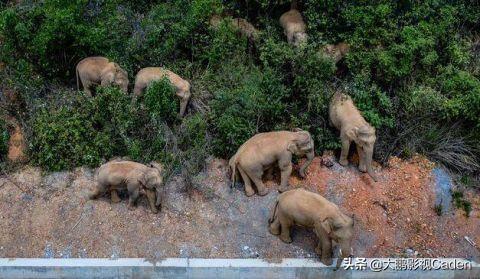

[0,153,479,261]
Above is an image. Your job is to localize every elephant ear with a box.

[101,70,115,85]
[320,217,334,237]
[137,174,148,189]
[287,142,298,154]
[346,127,358,141]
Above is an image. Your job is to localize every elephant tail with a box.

[230,162,237,189]
[230,156,238,189]
[268,199,279,224]
[76,66,80,91]
[291,0,298,10]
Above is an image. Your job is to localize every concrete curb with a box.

[0,258,478,278]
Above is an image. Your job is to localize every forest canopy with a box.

[0,0,479,176]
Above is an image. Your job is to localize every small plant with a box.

[434,203,443,216]
[143,78,179,125]
[452,190,472,217]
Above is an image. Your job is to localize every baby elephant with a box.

[89,160,164,213]
[76,56,129,96]
[322,42,350,63]
[279,9,307,46]
[269,188,354,268]
[229,129,314,196]
[329,91,378,181]
[210,15,260,41]
[134,67,191,117]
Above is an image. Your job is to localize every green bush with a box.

[210,63,288,157]
[30,103,113,171]
[29,87,175,171]
[1,0,480,176]
[143,78,179,124]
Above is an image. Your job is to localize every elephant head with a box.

[347,124,377,181]
[140,162,164,207]
[293,32,307,47]
[320,214,354,270]
[113,64,129,93]
[288,129,315,178]
[103,63,129,93]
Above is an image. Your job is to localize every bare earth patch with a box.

[0,154,478,261]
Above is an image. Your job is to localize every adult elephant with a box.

[229,129,315,196]
[133,67,191,117]
[329,91,378,181]
[269,188,354,269]
[76,56,129,96]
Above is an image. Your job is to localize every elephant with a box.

[210,15,260,41]
[76,56,129,96]
[133,67,191,117]
[322,42,350,63]
[279,9,307,47]
[329,91,378,181]
[269,188,354,268]
[229,129,314,196]
[88,160,164,214]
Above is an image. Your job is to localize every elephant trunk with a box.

[364,146,378,182]
[299,149,314,178]
[155,187,163,207]
[335,242,353,271]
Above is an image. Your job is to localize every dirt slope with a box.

[0,154,478,261]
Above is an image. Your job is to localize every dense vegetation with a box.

[0,0,479,179]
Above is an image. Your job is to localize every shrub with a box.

[143,78,179,125]
[2,0,480,178]
[210,63,287,157]
[30,103,113,171]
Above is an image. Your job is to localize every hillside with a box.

[0,0,479,262]
[0,155,478,260]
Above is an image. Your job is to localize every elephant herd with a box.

[80,3,377,269]
[76,57,191,117]
[87,90,375,269]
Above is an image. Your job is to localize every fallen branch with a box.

[68,206,87,234]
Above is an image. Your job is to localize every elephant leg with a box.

[237,166,255,197]
[315,241,323,256]
[127,183,140,210]
[178,91,191,117]
[339,138,351,166]
[145,189,158,214]
[245,167,269,196]
[88,183,108,199]
[317,233,333,265]
[278,162,292,193]
[80,78,93,97]
[264,166,274,180]
[269,216,281,236]
[357,146,367,172]
[133,84,144,97]
[278,215,293,243]
[179,98,188,117]
[110,189,121,203]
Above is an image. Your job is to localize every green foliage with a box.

[143,78,179,124]
[1,0,480,175]
[210,63,288,157]
[452,190,472,217]
[30,100,113,171]
[29,87,175,171]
